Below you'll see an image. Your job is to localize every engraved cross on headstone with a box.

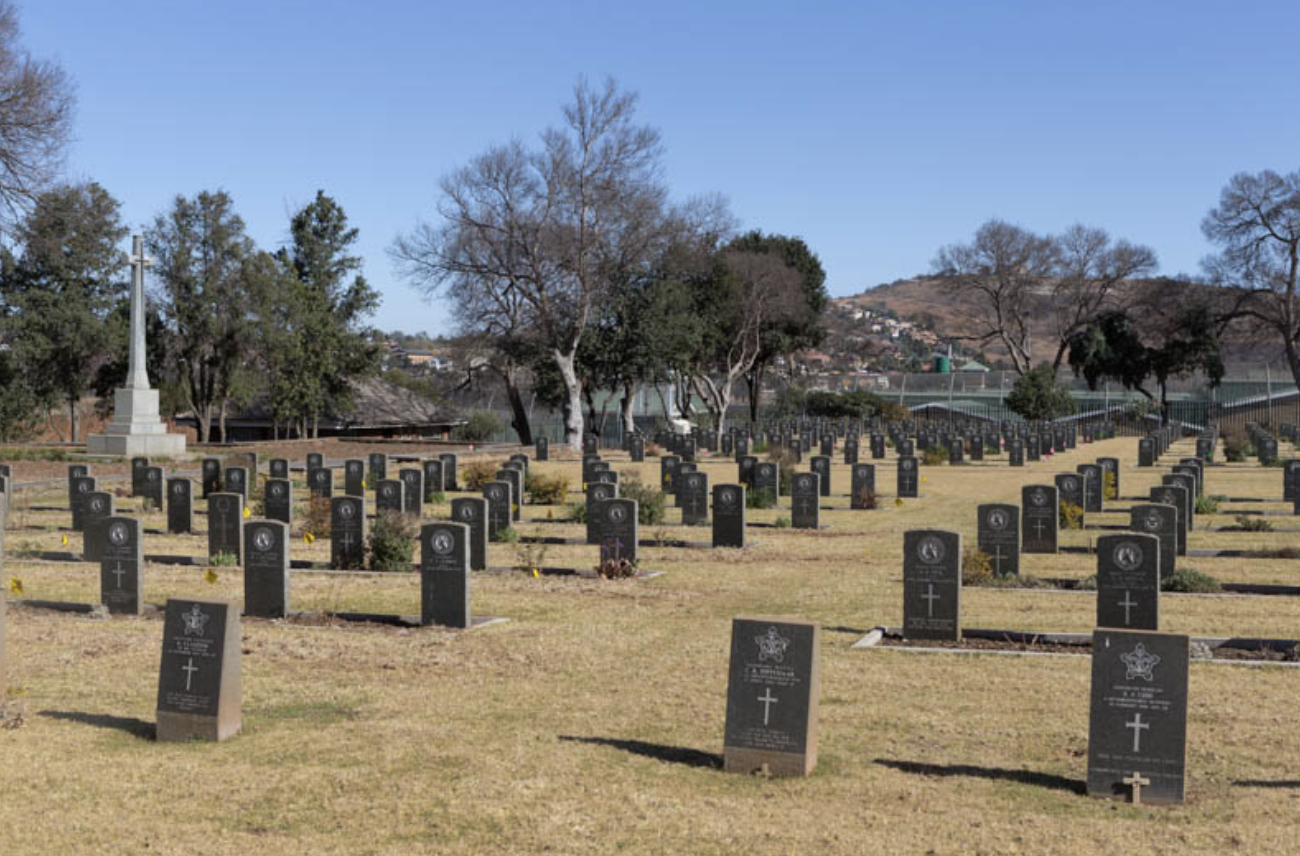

[1126,713,1149,752]
[111,563,126,588]
[181,657,199,691]
[1119,592,1137,626]
[757,687,779,726]
[922,584,940,617]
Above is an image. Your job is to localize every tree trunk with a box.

[68,391,78,443]
[746,365,763,425]
[503,370,533,445]
[46,406,64,443]
[218,400,228,443]
[584,385,599,437]
[654,383,671,421]
[621,380,636,435]
[554,348,584,450]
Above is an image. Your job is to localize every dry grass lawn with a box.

[2,436,1299,855]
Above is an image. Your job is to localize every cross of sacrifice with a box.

[1126,713,1150,752]
[922,584,940,617]
[1123,771,1150,805]
[757,688,779,726]
[1119,592,1138,626]
[181,657,199,691]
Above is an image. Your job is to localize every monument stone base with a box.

[86,387,187,457]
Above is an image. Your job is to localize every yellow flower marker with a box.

[204,568,219,585]
[546,508,554,520]
[532,567,540,579]
[362,479,367,490]
[61,534,68,546]
[304,532,315,545]
[243,506,251,519]
[8,577,23,596]
[894,498,903,508]
[921,476,928,483]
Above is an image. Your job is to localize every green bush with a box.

[746,487,777,509]
[1234,514,1273,532]
[1005,364,1077,421]
[961,547,994,585]
[301,495,332,539]
[368,510,416,572]
[773,516,791,528]
[492,526,520,544]
[1224,437,1251,462]
[767,448,798,495]
[1194,494,1220,515]
[1059,501,1084,530]
[461,459,500,491]
[1162,568,1221,593]
[455,409,504,443]
[618,472,666,525]
[921,446,947,466]
[209,552,237,567]
[566,500,588,523]
[525,472,569,505]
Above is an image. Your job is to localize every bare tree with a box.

[0,1,74,228]
[932,220,1057,374]
[1202,168,1300,387]
[393,78,667,449]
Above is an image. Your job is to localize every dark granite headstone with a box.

[723,617,820,778]
[496,468,523,521]
[264,478,293,525]
[330,496,367,569]
[269,458,289,479]
[131,456,149,497]
[896,456,919,498]
[309,466,334,499]
[439,453,458,490]
[70,474,96,531]
[660,455,681,494]
[629,434,645,462]
[903,529,961,640]
[595,497,638,564]
[850,464,876,510]
[948,439,964,465]
[368,453,388,484]
[100,516,143,615]
[1097,457,1120,502]
[977,503,1020,577]
[1129,504,1177,579]
[791,473,820,529]
[83,491,114,562]
[1056,473,1085,521]
[810,456,831,497]
[738,455,757,488]
[713,484,746,549]
[583,433,598,456]
[451,497,488,571]
[1138,438,1154,467]
[535,436,549,461]
[1077,464,1103,513]
[970,435,984,462]
[344,459,365,496]
[376,479,405,515]
[306,452,324,474]
[586,482,618,544]
[141,466,164,510]
[1150,485,1188,556]
[156,598,241,742]
[1021,485,1059,554]
[167,478,192,534]
[1008,439,1025,467]
[422,460,444,500]
[420,522,470,628]
[870,434,886,459]
[208,493,244,564]
[1087,629,1188,804]
[1096,533,1160,630]
[752,462,778,501]
[244,520,289,618]
[223,466,248,502]
[400,468,424,517]
[201,458,221,498]
[680,470,709,526]
[844,439,859,465]
[1027,435,1041,462]
[484,481,511,540]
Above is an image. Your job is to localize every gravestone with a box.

[439,453,458,490]
[269,458,289,479]
[723,617,819,777]
[100,517,143,615]
[1021,485,1059,554]
[201,458,221,497]
[583,433,598,456]
[586,482,618,544]
[660,455,681,494]
[345,459,365,496]
[903,529,961,640]
[595,497,638,565]
[208,493,244,564]
[1027,435,1041,462]
[629,434,645,462]
[484,481,511,540]
[131,456,149,497]
[1138,438,1155,467]
[581,455,603,488]
[791,473,820,529]
[535,436,549,461]
[141,466,164,510]
[1097,457,1120,502]
[948,439,964,465]
[819,435,833,457]
[896,456,919,498]
[306,452,324,474]
[1096,533,1160,630]
[330,496,367,569]
[680,471,709,526]
[376,479,405,515]
[1129,504,1177,580]
[1087,629,1188,804]
[223,466,248,502]
[1195,437,1214,461]
[977,503,1020,577]
[1056,473,1085,521]
[264,478,292,526]
[753,462,778,501]
[244,520,289,618]
[422,460,443,500]
[870,434,886,459]
[970,435,984,462]
[167,478,192,534]
[738,455,757,488]
[1008,439,1024,467]
[83,492,114,562]
[309,466,334,499]
[713,484,746,549]
[156,598,241,743]
[67,462,89,506]
[421,522,470,628]
[844,439,859,465]
[850,464,876,510]
[898,439,914,458]
[1286,460,1300,503]
[451,497,488,571]
[70,474,96,531]
[1150,485,1188,556]
[1076,464,1103,513]
[400,468,424,517]
[496,467,523,522]
[368,453,387,484]
[810,456,831,497]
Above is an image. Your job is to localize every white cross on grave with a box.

[922,583,940,617]
[111,563,127,588]
[990,544,1005,574]
[1119,591,1138,626]
[181,657,199,691]
[339,531,354,551]
[1032,519,1047,540]
[1126,713,1150,752]
[757,687,779,726]
[1123,771,1151,805]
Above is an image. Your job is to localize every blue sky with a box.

[22,0,1300,335]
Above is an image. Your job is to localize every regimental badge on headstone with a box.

[723,617,819,777]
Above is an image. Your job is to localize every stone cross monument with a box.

[87,236,187,457]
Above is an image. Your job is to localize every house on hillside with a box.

[176,376,465,442]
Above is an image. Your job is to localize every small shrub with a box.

[525,472,569,505]
[1224,437,1250,462]
[595,557,639,579]
[962,547,994,585]
[425,490,447,504]
[140,497,159,513]
[1075,575,1098,591]
[209,552,237,567]
[752,440,769,455]
[1102,471,1117,501]
[492,526,519,544]
[747,487,777,509]
[1194,494,1220,515]
[515,536,548,575]
[302,495,332,539]
[1234,515,1273,532]
[455,409,504,443]
[566,501,588,523]
[618,472,666,525]
[1059,501,1084,530]
[854,487,879,510]
[767,448,798,495]
[461,459,500,491]
[921,446,947,467]
[368,510,416,572]
[773,516,791,528]
[1162,568,1222,593]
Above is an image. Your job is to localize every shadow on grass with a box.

[1233,779,1300,789]
[559,735,721,769]
[40,710,155,740]
[874,758,1085,794]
